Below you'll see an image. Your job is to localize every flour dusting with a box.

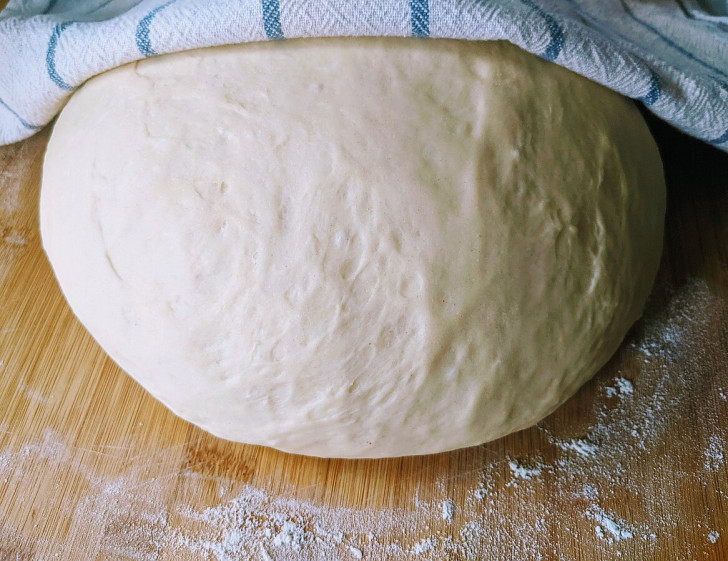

[554,436,599,458]
[440,499,454,521]
[2,229,27,246]
[588,506,634,543]
[704,434,725,471]
[0,170,21,216]
[0,279,726,560]
[508,459,544,480]
[412,537,436,555]
[605,377,634,399]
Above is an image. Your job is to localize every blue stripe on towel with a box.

[411,0,430,37]
[521,0,564,61]
[639,69,662,106]
[708,127,728,145]
[136,2,175,56]
[46,22,74,91]
[262,0,284,40]
[620,0,728,81]
[0,97,42,131]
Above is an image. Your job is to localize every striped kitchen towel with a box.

[1,0,726,149]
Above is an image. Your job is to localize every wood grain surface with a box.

[0,100,727,559]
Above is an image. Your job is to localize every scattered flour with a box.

[554,436,599,458]
[606,377,634,398]
[2,229,27,246]
[21,384,52,405]
[259,544,274,561]
[441,499,454,521]
[272,521,306,550]
[0,278,726,560]
[508,459,544,480]
[704,434,725,471]
[412,537,437,555]
[625,278,714,365]
[579,483,599,499]
[587,506,634,543]
[0,169,21,215]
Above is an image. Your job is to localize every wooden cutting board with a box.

[0,114,726,561]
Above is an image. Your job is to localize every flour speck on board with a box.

[508,458,544,480]
[587,506,634,543]
[578,483,599,500]
[412,537,437,555]
[708,530,720,544]
[2,229,27,246]
[605,377,634,398]
[0,170,21,215]
[441,499,454,521]
[273,521,306,550]
[554,436,599,458]
[704,434,725,471]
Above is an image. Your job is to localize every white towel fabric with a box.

[1,0,726,149]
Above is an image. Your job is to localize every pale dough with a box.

[40,38,666,458]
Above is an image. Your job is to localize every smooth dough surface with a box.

[41,38,665,458]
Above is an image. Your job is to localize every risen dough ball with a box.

[41,39,665,458]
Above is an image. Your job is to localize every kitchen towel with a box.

[1,0,727,149]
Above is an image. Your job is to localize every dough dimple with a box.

[40,38,665,458]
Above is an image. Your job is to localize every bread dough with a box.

[40,38,665,458]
